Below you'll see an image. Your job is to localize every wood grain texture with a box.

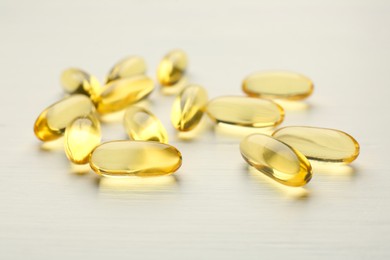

[1,1,389,259]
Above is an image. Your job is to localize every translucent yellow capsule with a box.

[272,126,360,164]
[206,96,284,128]
[242,71,314,100]
[60,68,101,98]
[89,141,182,177]
[157,49,188,86]
[64,115,101,164]
[240,134,312,187]
[34,95,96,141]
[95,75,154,114]
[171,85,208,132]
[124,106,168,143]
[105,56,146,83]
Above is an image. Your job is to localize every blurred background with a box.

[1,0,389,259]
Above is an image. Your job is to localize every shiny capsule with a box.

[124,106,168,143]
[95,75,154,114]
[60,68,101,99]
[64,115,101,164]
[171,85,208,131]
[272,126,360,163]
[206,96,284,128]
[105,56,146,83]
[240,134,312,187]
[157,49,187,86]
[89,141,182,177]
[34,95,96,141]
[242,71,314,100]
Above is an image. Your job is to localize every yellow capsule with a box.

[124,106,168,143]
[95,75,154,114]
[242,71,314,100]
[157,49,188,86]
[272,126,360,164]
[89,140,182,177]
[64,115,101,164]
[34,95,96,141]
[171,85,208,132]
[60,68,101,98]
[105,56,146,83]
[206,96,284,128]
[240,134,312,187]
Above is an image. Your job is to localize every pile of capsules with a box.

[33,49,360,187]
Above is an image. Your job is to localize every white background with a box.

[1,0,389,259]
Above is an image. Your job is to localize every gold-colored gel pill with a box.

[206,96,284,128]
[95,75,154,114]
[124,106,168,143]
[272,126,360,163]
[240,134,312,187]
[89,140,182,177]
[34,95,96,141]
[65,115,101,164]
[105,56,146,83]
[157,49,187,86]
[60,68,101,98]
[171,85,208,132]
[242,71,314,100]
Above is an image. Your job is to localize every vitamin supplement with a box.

[105,56,146,83]
[272,126,360,163]
[124,106,168,143]
[240,134,312,187]
[157,49,187,86]
[89,140,182,177]
[206,96,284,128]
[171,85,208,132]
[60,68,101,99]
[242,71,314,100]
[34,95,96,141]
[64,114,101,164]
[95,75,154,114]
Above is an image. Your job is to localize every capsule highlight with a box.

[89,141,182,177]
[64,115,101,164]
[60,68,101,99]
[124,106,168,143]
[34,95,96,141]
[242,71,314,100]
[206,96,284,128]
[157,49,187,87]
[95,75,154,114]
[171,85,208,132]
[240,134,312,187]
[272,126,360,164]
[105,56,146,83]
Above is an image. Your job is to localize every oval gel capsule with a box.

[65,115,101,164]
[34,95,96,141]
[89,141,182,177]
[124,106,168,143]
[105,56,146,83]
[272,126,360,163]
[242,71,314,100]
[240,134,312,187]
[95,75,154,114]
[60,68,101,99]
[157,49,187,86]
[206,96,284,128]
[171,85,208,132]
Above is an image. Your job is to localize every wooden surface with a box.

[1,1,389,259]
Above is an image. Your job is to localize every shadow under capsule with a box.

[97,174,180,193]
[246,165,310,200]
[274,100,311,112]
[310,161,358,178]
[98,99,152,124]
[214,123,275,139]
[69,162,92,175]
[39,137,64,152]
[159,76,188,96]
